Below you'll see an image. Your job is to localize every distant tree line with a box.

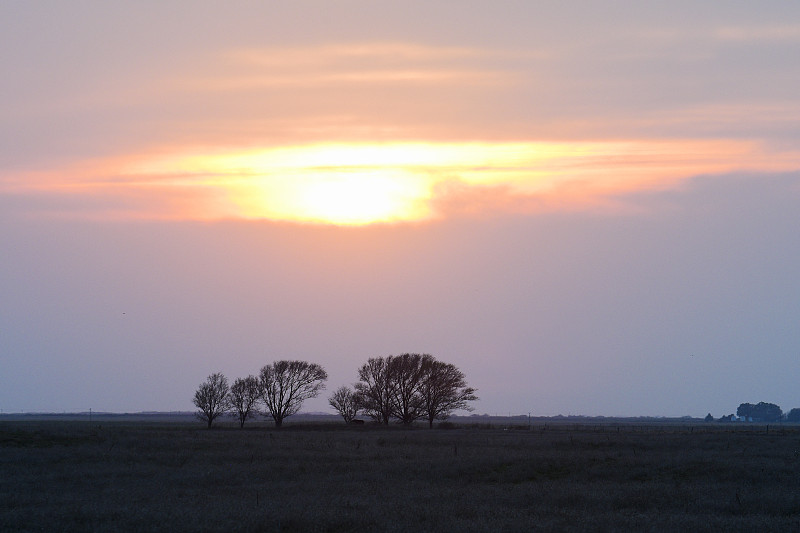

[336,353,478,428]
[737,402,783,422]
[192,354,477,429]
[193,361,327,429]
[707,402,800,423]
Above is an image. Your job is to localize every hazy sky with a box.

[2,2,799,417]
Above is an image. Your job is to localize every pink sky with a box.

[2,2,800,417]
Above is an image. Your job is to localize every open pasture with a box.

[2,421,800,532]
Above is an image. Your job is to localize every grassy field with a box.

[2,420,800,532]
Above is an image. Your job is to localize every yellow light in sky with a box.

[114,139,800,224]
[232,168,431,225]
[129,143,475,225]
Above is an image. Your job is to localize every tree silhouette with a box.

[387,353,432,425]
[328,386,362,424]
[193,373,229,429]
[355,354,477,427]
[229,375,261,428]
[355,357,394,425]
[259,361,327,428]
[737,402,782,422]
[420,360,477,428]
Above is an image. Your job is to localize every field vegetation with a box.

[3,420,800,531]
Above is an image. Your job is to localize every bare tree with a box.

[387,353,433,425]
[259,360,327,428]
[355,354,478,427]
[229,375,261,428]
[329,386,362,424]
[355,357,394,425]
[420,360,477,428]
[193,372,229,429]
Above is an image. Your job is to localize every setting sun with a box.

[232,169,432,225]
[114,139,800,224]
[130,144,448,224]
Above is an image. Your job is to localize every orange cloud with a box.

[170,42,514,93]
[9,139,799,224]
[224,43,490,66]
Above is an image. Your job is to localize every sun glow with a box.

[107,139,800,224]
[232,169,431,225]
[126,143,482,225]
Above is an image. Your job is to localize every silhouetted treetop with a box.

[193,373,230,429]
[259,360,327,428]
[736,402,782,422]
[329,386,362,424]
[354,353,477,427]
[229,375,261,429]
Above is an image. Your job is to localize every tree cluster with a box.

[194,354,478,429]
[192,361,327,429]
[711,402,787,423]
[329,353,477,428]
[736,402,783,422]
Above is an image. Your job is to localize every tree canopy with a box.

[355,357,394,425]
[736,402,782,422]
[259,360,328,427]
[420,359,477,428]
[355,353,477,427]
[193,373,230,429]
[328,386,362,424]
[387,353,432,425]
[228,375,261,428]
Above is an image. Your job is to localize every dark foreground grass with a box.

[2,421,800,532]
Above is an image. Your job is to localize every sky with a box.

[2,1,800,418]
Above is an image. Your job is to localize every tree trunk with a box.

[273,416,283,428]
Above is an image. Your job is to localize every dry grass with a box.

[2,421,800,532]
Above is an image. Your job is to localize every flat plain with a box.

[2,419,800,532]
